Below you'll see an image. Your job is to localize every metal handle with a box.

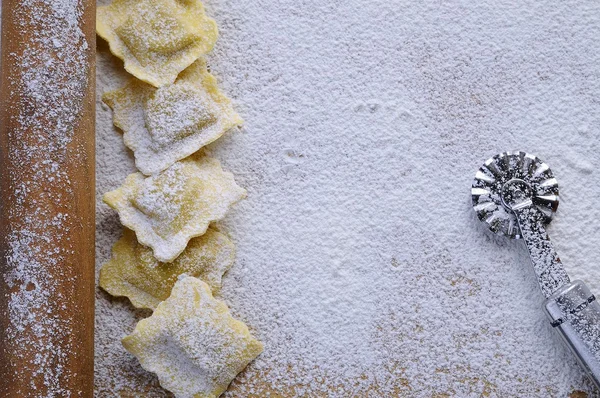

[544,280,600,389]
[511,206,600,388]
[513,206,570,297]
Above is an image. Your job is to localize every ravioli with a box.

[100,227,235,310]
[97,0,218,87]
[103,155,245,262]
[122,276,263,398]
[103,60,242,175]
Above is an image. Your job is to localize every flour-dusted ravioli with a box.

[97,0,218,87]
[100,227,235,309]
[103,155,245,262]
[103,60,242,175]
[122,276,263,398]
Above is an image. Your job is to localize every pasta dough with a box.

[99,1,262,396]
[97,0,218,87]
[103,154,245,262]
[122,276,263,398]
[100,227,235,310]
[103,59,242,175]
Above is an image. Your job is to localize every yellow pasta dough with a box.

[99,227,235,310]
[97,0,218,87]
[103,59,243,175]
[103,154,245,262]
[122,276,263,398]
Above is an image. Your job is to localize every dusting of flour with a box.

[95,0,600,396]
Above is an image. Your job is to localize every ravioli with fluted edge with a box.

[122,276,263,398]
[97,0,218,87]
[99,227,235,310]
[103,59,242,175]
[103,154,245,262]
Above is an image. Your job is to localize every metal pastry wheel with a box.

[472,151,600,389]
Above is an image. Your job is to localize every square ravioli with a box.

[103,154,245,262]
[122,276,264,398]
[97,0,218,87]
[100,227,235,310]
[103,60,243,175]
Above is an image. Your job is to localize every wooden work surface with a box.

[0,0,96,396]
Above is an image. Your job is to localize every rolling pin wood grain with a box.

[0,0,95,396]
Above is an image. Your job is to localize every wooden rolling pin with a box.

[0,0,95,396]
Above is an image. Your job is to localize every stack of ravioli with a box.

[97,1,263,396]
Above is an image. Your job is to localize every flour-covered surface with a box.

[95,0,600,396]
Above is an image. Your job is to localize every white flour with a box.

[91,0,600,396]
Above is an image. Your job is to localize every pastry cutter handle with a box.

[544,280,600,389]
[513,204,600,390]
